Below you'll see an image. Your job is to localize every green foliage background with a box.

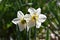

[0,0,60,40]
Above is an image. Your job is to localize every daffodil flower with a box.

[12,11,30,31]
[28,8,47,28]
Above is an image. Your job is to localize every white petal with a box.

[12,18,20,24]
[36,8,41,14]
[28,20,35,28]
[39,14,47,23]
[24,14,31,22]
[17,11,24,18]
[28,8,36,15]
[18,23,26,31]
[26,26,30,32]
[36,22,41,28]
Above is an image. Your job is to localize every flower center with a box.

[20,19,26,24]
[31,13,39,21]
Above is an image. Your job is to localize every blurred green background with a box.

[0,0,60,40]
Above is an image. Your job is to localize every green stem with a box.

[26,22,29,40]
[34,20,36,40]
[16,25,21,40]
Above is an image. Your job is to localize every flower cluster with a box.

[12,8,47,31]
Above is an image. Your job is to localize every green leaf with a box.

[45,28,50,40]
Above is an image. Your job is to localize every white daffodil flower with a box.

[12,11,30,31]
[28,8,47,28]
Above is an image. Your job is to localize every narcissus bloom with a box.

[12,11,30,31]
[28,8,47,28]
